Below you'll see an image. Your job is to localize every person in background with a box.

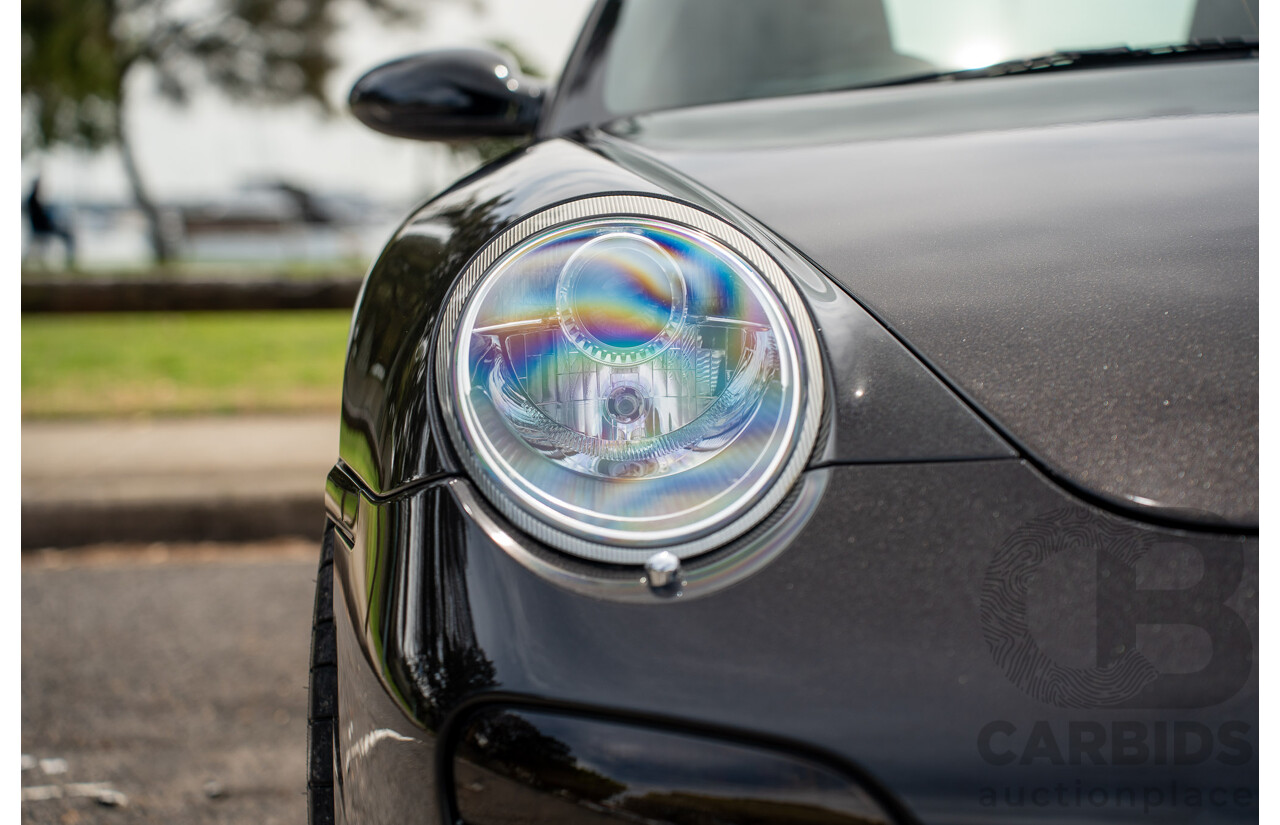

[24,176,76,268]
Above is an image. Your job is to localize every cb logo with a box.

[980,508,1252,709]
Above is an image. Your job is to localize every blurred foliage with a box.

[20,0,474,150]
[22,310,350,417]
[21,0,479,261]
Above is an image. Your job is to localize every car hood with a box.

[601,59,1258,528]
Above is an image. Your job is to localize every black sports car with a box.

[309,2,1258,823]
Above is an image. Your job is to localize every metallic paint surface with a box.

[340,138,1013,498]
[328,15,1259,825]
[339,139,666,496]
[332,526,437,824]
[330,461,1257,824]
[349,48,544,142]
[447,472,834,603]
[607,61,1258,527]
[451,706,894,824]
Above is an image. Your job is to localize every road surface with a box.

[22,540,321,824]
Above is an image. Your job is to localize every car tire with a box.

[308,527,338,825]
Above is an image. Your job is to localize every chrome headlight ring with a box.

[435,195,824,565]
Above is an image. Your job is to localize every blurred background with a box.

[20,0,591,821]
[22,0,592,418]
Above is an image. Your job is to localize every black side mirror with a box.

[349,48,545,142]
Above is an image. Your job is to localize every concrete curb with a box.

[22,495,326,550]
[22,414,337,550]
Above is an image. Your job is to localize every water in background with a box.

[21,186,410,273]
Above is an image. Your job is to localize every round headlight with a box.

[436,196,823,563]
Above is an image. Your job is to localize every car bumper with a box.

[327,459,1258,824]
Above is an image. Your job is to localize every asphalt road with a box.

[22,540,321,825]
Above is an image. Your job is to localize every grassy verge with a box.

[22,311,350,417]
[21,261,366,282]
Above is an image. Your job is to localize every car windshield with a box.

[600,0,1258,114]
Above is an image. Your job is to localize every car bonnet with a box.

[599,59,1258,528]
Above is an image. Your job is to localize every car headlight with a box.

[436,195,823,563]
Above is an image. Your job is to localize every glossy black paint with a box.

[339,138,1014,498]
[340,138,1018,498]
[451,706,893,824]
[602,60,1258,528]
[349,48,544,142]
[328,461,1256,824]
[328,8,1258,825]
[338,140,664,496]
[538,0,617,139]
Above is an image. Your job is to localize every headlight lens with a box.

[437,197,822,563]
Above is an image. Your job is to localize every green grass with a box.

[22,311,351,417]
[21,261,366,282]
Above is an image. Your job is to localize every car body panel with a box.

[339,138,1014,498]
[338,140,665,495]
[602,60,1258,527]
[326,16,1258,825]
[328,459,1257,824]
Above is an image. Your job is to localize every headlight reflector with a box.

[437,197,822,563]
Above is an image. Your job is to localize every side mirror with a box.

[349,48,545,142]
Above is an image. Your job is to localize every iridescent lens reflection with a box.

[450,217,806,549]
[557,232,687,360]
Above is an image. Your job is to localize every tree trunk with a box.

[115,103,173,264]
